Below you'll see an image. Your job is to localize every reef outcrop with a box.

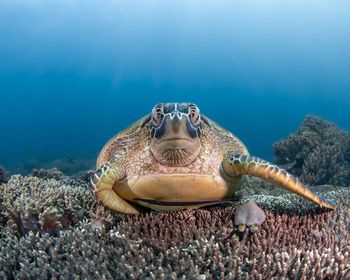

[0,174,349,279]
[273,115,350,187]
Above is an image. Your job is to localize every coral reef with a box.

[273,115,350,187]
[0,165,8,184]
[0,175,349,279]
[0,175,96,236]
[31,168,65,180]
[9,154,96,178]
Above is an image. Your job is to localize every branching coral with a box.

[273,115,350,187]
[0,174,349,279]
[31,168,65,180]
[0,175,96,236]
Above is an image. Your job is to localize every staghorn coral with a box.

[31,168,65,180]
[273,115,350,187]
[0,174,349,279]
[0,175,96,236]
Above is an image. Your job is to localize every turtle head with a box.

[149,102,202,166]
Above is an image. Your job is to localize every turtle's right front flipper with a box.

[222,153,336,210]
[90,164,139,214]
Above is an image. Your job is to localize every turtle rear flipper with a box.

[222,153,336,210]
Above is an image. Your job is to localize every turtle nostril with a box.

[170,112,184,134]
[172,113,181,123]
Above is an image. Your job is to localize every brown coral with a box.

[0,174,349,279]
[0,175,96,236]
[273,115,350,187]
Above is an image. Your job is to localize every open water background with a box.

[0,0,349,169]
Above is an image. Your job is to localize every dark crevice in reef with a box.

[0,165,9,184]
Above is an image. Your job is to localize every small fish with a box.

[279,160,296,171]
[318,195,337,207]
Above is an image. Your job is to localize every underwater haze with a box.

[1,0,350,169]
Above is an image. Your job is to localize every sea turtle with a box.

[90,103,335,216]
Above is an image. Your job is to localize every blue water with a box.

[1,1,350,168]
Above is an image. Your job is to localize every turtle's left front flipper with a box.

[90,163,139,214]
[222,153,336,210]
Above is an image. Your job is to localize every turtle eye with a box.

[151,105,164,126]
[188,104,200,126]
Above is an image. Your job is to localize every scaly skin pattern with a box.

[91,110,336,213]
[222,153,336,209]
[90,162,139,214]
[98,115,248,179]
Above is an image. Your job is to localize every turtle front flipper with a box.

[90,164,139,214]
[222,153,336,210]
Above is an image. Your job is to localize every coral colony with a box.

[274,116,350,187]
[0,116,350,279]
